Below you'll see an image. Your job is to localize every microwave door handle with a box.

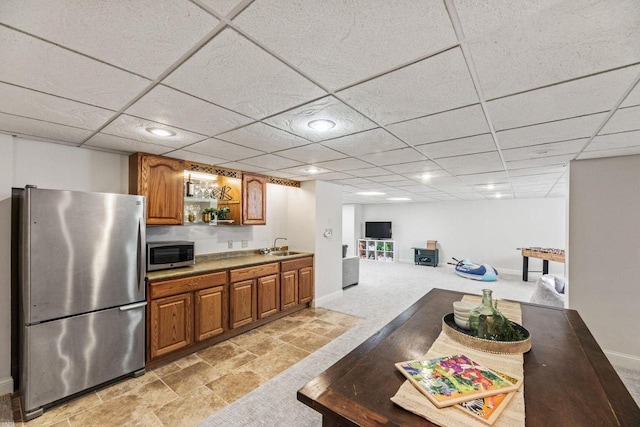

[137,216,146,293]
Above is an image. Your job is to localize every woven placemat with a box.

[391,295,525,427]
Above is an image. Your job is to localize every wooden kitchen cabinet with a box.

[242,173,267,225]
[149,293,192,359]
[129,152,184,225]
[280,270,299,310]
[257,274,280,319]
[281,257,314,306]
[195,285,227,341]
[230,279,257,329]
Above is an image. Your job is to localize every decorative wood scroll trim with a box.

[267,176,300,187]
[184,161,242,178]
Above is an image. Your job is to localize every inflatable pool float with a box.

[450,258,498,281]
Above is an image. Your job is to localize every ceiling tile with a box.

[415,133,496,159]
[0,1,219,79]
[238,154,303,169]
[437,151,504,175]
[384,179,419,187]
[304,171,352,181]
[331,177,373,186]
[469,0,640,99]
[586,130,640,152]
[101,115,205,148]
[201,0,244,17]
[454,0,563,39]
[506,154,575,170]
[384,160,441,174]
[397,184,440,193]
[348,168,394,178]
[502,139,587,161]
[321,128,407,156]
[233,0,457,90]
[126,85,252,136]
[449,192,487,201]
[382,174,422,183]
[508,165,566,177]
[621,78,640,108]
[0,27,150,110]
[511,173,563,184]
[497,113,606,149]
[388,104,489,145]
[186,138,265,161]
[264,96,376,142]
[488,65,640,130]
[359,147,427,166]
[600,105,640,134]
[217,122,310,152]
[457,172,509,185]
[276,143,347,163]
[316,157,373,171]
[84,133,173,156]
[0,112,91,144]
[217,161,269,173]
[0,82,114,130]
[164,28,326,119]
[577,145,640,160]
[338,48,478,124]
[166,149,228,165]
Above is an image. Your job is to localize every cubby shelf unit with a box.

[358,239,396,262]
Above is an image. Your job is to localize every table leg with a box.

[522,256,529,281]
[543,259,549,275]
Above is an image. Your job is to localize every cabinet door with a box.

[149,293,192,359]
[257,274,280,319]
[281,270,299,310]
[230,279,257,329]
[130,153,184,225]
[242,173,266,225]
[298,266,314,304]
[195,285,227,341]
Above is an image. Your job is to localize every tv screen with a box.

[365,221,392,239]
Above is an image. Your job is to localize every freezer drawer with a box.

[21,303,146,416]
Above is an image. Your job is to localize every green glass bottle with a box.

[468,289,507,340]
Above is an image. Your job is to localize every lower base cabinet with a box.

[150,293,192,359]
[148,256,314,365]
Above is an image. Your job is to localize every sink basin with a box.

[268,251,301,256]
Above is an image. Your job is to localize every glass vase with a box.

[468,289,507,340]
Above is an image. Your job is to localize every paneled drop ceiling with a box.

[1,0,639,204]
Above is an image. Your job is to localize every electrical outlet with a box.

[228,240,233,249]
[241,240,248,248]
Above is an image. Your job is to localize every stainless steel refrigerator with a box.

[18,186,146,420]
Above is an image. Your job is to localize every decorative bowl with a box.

[442,313,531,354]
[453,315,470,330]
[453,301,475,314]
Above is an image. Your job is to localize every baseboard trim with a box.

[314,289,344,307]
[604,349,640,371]
[0,376,13,395]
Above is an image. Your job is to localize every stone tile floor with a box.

[10,308,362,427]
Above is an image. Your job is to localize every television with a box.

[365,221,392,239]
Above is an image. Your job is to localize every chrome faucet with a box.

[273,237,287,251]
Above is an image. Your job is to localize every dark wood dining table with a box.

[298,288,640,426]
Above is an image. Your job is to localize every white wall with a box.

[0,136,128,394]
[342,204,355,256]
[361,198,566,274]
[568,155,640,370]
[313,181,343,305]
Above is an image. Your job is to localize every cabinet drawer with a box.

[229,262,279,282]
[280,256,313,272]
[150,271,227,299]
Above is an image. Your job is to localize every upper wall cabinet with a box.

[129,153,184,225]
[242,173,267,225]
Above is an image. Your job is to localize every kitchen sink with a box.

[268,251,302,256]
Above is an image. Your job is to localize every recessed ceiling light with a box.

[486,184,495,190]
[357,191,385,196]
[388,197,411,201]
[421,173,431,180]
[495,193,502,198]
[308,119,336,131]
[146,127,175,137]
[306,167,320,174]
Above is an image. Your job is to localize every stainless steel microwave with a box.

[146,241,195,271]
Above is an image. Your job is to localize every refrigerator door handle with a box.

[137,215,146,293]
[119,301,147,311]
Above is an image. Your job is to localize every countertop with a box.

[146,249,314,282]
